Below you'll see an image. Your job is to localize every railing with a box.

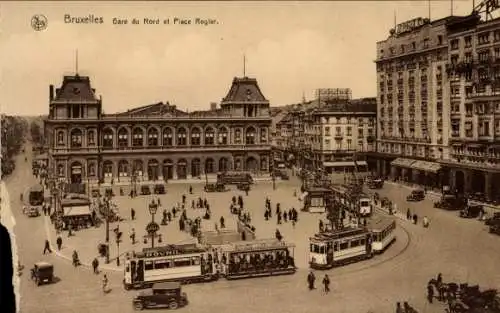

[51,144,272,154]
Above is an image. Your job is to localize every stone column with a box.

[173,164,178,180]
[390,165,397,180]
[376,160,381,176]
[382,160,387,177]
[411,170,419,185]
[401,168,408,182]
[464,170,472,194]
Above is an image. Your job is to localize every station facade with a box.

[44,74,272,186]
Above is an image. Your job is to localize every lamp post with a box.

[147,201,159,249]
[115,224,122,266]
[104,198,110,264]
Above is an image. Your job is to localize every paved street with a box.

[4,143,499,313]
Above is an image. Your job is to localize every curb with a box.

[43,216,122,272]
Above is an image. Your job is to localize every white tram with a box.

[368,217,396,253]
[330,185,372,217]
[309,227,373,270]
[123,244,217,290]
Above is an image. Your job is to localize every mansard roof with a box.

[53,75,99,102]
[111,102,186,117]
[222,76,268,103]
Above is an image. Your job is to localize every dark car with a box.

[406,189,425,202]
[485,212,500,226]
[31,262,54,286]
[459,204,484,218]
[204,183,227,192]
[490,224,500,236]
[368,178,384,189]
[154,184,166,195]
[133,282,188,310]
[141,185,151,195]
[434,194,466,210]
[105,188,114,198]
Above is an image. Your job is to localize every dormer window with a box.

[73,87,80,95]
[246,89,252,101]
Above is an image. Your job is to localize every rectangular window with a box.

[144,261,154,271]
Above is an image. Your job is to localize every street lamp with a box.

[104,198,110,264]
[146,201,159,249]
[115,225,122,266]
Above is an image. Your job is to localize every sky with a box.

[0,0,479,115]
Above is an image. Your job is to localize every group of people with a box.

[406,209,429,228]
[263,198,299,226]
[307,271,331,294]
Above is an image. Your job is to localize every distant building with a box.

[44,74,272,187]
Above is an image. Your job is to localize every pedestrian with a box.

[130,228,136,244]
[43,239,52,254]
[437,273,442,285]
[277,212,282,225]
[283,211,288,222]
[172,207,177,218]
[322,274,330,294]
[413,214,418,225]
[447,293,456,313]
[68,223,73,237]
[406,208,411,220]
[131,208,135,220]
[189,186,193,194]
[307,271,316,290]
[102,274,109,293]
[56,236,62,250]
[427,283,434,303]
[423,216,429,228]
[319,220,324,232]
[395,302,404,313]
[220,216,225,229]
[92,257,99,274]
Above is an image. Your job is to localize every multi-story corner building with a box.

[375,17,452,188]
[443,14,500,200]
[44,74,272,186]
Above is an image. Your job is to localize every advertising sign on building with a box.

[315,88,352,102]
[395,17,430,35]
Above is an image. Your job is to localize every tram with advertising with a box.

[218,238,296,279]
[368,216,396,253]
[330,185,372,217]
[309,227,373,269]
[123,244,217,290]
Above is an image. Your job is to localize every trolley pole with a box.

[105,198,110,264]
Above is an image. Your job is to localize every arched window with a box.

[70,129,83,148]
[132,128,144,147]
[205,127,215,145]
[118,160,129,177]
[118,128,128,148]
[245,127,256,145]
[191,127,201,146]
[148,128,159,146]
[163,128,173,146]
[260,127,268,144]
[87,130,96,145]
[205,158,215,173]
[177,128,187,146]
[219,158,229,172]
[103,128,113,148]
[88,163,96,177]
[57,131,65,146]
[260,156,268,171]
[218,127,228,145]
[103,161,113,178]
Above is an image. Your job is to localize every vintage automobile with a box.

[485,212,500,226]
[460,204,484,218]
[27,207,40,217]
[278,170,289,180]
[31,262,54,286]
[141,185,151,195]
[367,178,384,189]
[154,184,166,195]
[406,189,425,202]
[434,194,467,211]
[490,223,500,236]
[133,282,188,310]
[204,183,227,192]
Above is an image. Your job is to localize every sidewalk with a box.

[384,180,500,211]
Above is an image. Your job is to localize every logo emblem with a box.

[31,14,48,31]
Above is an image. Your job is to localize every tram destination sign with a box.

[396,17,429,35]
[234,240,289,252]
[142,247,181,258]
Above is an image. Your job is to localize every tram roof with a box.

[310,227,369,242]
[222,238,295,252]
[367,216,396,232]
[137,243,206,258]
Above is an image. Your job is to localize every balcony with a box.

[334,133,343,139]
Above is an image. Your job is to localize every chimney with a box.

[210,102,217,111]
[49,85,54,101]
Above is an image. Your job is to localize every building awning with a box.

[63,205,91,217]
[391,158,416,168]
[410,160,442,173]
[323,161,355,167]
[355,161,368,166]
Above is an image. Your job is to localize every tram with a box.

[330,185,372,217]
[28,184,44,206]
[309,227,373,270]
[368,217,396,253]
[123,244,217,290]
[219,238,297,280]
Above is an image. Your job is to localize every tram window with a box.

[334,242,339,251]
[174,258,192,267]
[319,246,326,254]
[340,242,348,250]
[350,240,359,248]
[125,264,130,272]
[144,261,154,271]
[373,233,379,241]
[311,244,320,253]
[360,239,365,245]
[192,257,200,265]
[154,259,171,270]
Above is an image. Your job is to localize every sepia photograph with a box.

[1,1,500,313]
